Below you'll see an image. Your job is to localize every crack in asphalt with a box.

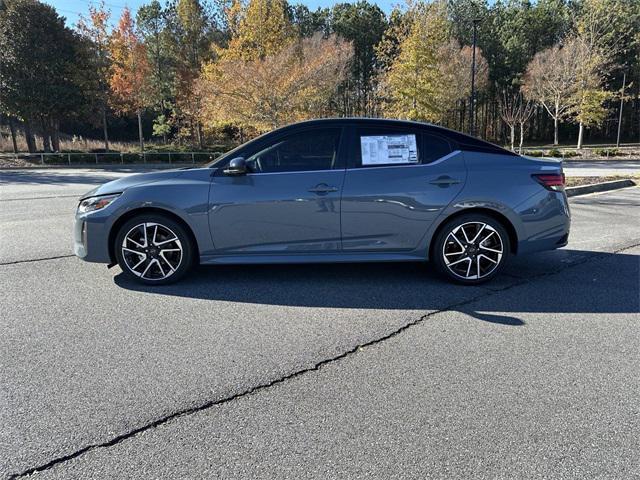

[0,255,75,266]
[8,239,639,479]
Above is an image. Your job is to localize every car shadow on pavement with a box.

[114,249,639,327]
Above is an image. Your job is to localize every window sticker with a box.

[360,134,418,166]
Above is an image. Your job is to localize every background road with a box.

[563,159,640,177]
[1,169,639,479]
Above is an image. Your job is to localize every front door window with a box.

[246,128,342,173]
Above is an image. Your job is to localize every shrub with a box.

[525,150,544,157]
[546,148,562,158]
[593,148,620,157]
[562,150,580,158]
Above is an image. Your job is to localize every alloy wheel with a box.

[442,221,504,281]
[121,222,183,281]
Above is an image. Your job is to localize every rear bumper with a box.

[516,190,570,255]
[518,229,569,254]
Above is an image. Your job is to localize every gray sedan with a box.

[73,118,570,285]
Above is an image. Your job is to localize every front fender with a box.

[105,168,214,258]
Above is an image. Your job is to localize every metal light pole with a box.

[616,71,626,148]
[469,19,480,137]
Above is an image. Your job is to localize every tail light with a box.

[532,173,565,191]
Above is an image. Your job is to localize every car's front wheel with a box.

[432,214,510,285]
[114,214,193,285]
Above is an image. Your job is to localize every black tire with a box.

[432,213,510,285]
[114,214,194,285]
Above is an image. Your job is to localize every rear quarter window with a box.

[422,133,453,164]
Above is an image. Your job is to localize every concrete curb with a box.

[566,179,637,197]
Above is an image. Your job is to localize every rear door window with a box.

[355,127,421,168]
[353,127,453,168]
[360,133,419,166]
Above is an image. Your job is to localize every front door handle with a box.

[308,183,338,194]
[429,176,460,186]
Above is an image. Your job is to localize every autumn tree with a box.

[198,0,317,134]
[380,2,453,122]
[567,0,629,148]
[499,90,533,152]
[523,43,578,145]
[200,34,352,130]
[109,8,152,151]
[77,1,112,151]
[565,35,610,149]
[221,0,295,60]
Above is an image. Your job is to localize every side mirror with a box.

[223,157,247,175]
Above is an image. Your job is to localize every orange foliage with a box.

[108,8,152,115]
[199,34,353,130]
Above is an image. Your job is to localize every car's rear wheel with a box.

[432,214,510,285]
[114,214,193,285]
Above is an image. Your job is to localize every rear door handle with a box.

[429,176,460,186]
[308,183,338,194]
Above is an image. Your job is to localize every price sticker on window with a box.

[360,134,418,166]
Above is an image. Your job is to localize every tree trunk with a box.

[197,122,203,150]
[24,120,36,153]
[509,124,515,151]
[483,100,489,139]
[137,110,144,152]
[40,117,51,153]
[519,122,525,154]
[8,117,18,153]
[102,106,109,152]
[553,116,559,145]
[577,122,584,149]
[51,118,60,152]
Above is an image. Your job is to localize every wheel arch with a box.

[428,207,519,260]
[108,207,200,265]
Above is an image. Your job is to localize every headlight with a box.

[78,194,121,213]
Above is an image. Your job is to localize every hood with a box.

[80,169,186,199]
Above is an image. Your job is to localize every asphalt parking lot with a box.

[1,169,639,479]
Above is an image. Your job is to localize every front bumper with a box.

[73,210,112,263]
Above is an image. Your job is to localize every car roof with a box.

[279,118,517,156]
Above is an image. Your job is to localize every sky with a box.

[45,0,399,28]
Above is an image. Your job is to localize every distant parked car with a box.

[74,118,570,285]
